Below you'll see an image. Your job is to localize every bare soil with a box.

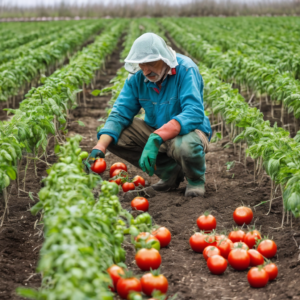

[1,41,300,300]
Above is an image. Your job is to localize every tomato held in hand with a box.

[140,272,168,296]
[189,233,216,253]
[257,239,277,259]
[248,249,264,266]
[216,238,232,259]
[203,246,221,261]
[122,182,135,192]
[133,175,146,187]
[244,229,261,249]
[247,267,269,288]
[131,197,149,212]
[110,162,127,177]
[264,263,278,281]
[228,228,245,243]
[207,255,227,275]
[107,264,124,291]
[197,212,217,233]
[233,206,253,226]
[117,276,141,299]
[228,248,250,271]
[135,248,161,271]
[91,158,106,174]
[152,227,171,248]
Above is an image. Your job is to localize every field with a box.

[1,17,300,300]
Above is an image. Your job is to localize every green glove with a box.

[139,133,163,176]
[88,149,105,164]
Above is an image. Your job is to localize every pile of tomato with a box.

[190,207,278,288]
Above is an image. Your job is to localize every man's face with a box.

[139,60,166,82]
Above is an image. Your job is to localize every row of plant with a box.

[0,19,106,102]
[169,18,300,123]
[0,21,125,205]
[160,20,300,219]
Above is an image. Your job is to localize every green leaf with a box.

[16,287,39,298]
[30,201,43,216]
[77,120,85,127]
[91,89,101,96]
[7,167,16,180]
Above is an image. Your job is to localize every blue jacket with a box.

[98,53,212,143]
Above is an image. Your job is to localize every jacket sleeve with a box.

[172,67,205,135]
[97,76,141,144]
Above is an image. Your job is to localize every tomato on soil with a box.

[228,229,245,243]
[117,276,141,299]
[140,272,168,296]
[135,233,160,251]
[228,248,250,271]
[232,242,249,250]
[233,206,253,225]
[110,162,127,177]
[257,239,277,259]
[135,248,162,271]
[216,238,232,259]
[247,267,269,288]
[207,255,227,275]
[152,227,171,248]
[189,233,216,253]
[131,197,149,212]
[215,234,227,242]
[248,249,264,266]
[122,182,135,192]
[197,212,217,232]
[90,158,106,174]
[244,230,261,249]
[264,263,278,281]
[133,175,146,187]
[107,264,124,291]
[203,246,221,261]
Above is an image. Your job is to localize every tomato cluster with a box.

[190,208,278,289]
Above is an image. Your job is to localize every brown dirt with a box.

[1,39,300,300]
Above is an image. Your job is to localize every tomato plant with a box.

[140,270,168,296]
[135,248,162,271]
[248,249,264,266]
[264,263,278,281]
[90,158,106,174]
[207,255,227,275]
[117,276,142,299]
[131,197,149,212]
[257,239,277,259]
[133,175,145,187]
[233,206,253,225]
[189,232,216,253]
[107,264,124,291]
[110,162,127,177]
[197,212,217,232]
[122,182,135,192]
[247,267,269,288]
[228,248,250,271]
[244,229,261,249]
[152,227,171,248]
[228,228,245,243]
[203,246,221,261]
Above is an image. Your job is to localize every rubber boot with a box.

[185,179,205,197]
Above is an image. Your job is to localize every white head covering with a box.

[124,33,178,74]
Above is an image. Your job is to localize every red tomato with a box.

[135,233,160,251]
[216,238,232,259]
[133,175,146,187]
[189,233,216,253]
[257,239,277,259]
[228,229,245,243]
[90,158,106,174]
[207,255,227,275]
[140,272,168,296]
[107,264,124,291]
[203,246,221,261]
[228,248,250,271]
[110,162,127,177]
[244,230,262,249]
[247,267,269,288]
[264,263,278,281]
[215,234,227,242]
[152,227,171,248]
[131,197,149,212]
[248,249,264,266]
[233,206,253,226]
[232,242,249,250]
[117,277,141,299]
[122,182,135,192]
[135,248,161,271]
[197,213,217,233]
